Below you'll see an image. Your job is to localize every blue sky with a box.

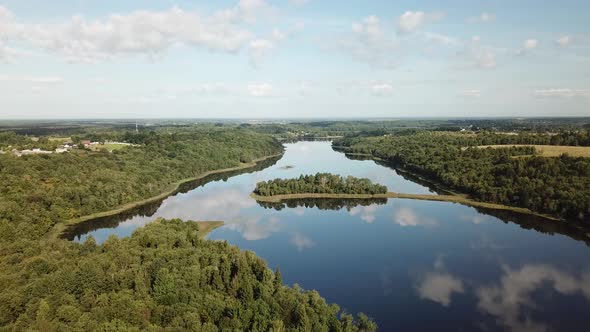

[0,0,589,119]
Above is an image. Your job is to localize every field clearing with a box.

[88,143,132,152]
[477,144,590,157]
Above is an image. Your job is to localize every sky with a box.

[0,0,589,119]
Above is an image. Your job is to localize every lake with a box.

[68,141,590,331]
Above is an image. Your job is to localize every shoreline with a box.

[333,148,562,221]
[195,221,225,238]
[250,192,560,221]
[49,152,284,240]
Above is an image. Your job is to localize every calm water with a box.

[69,141,590,332]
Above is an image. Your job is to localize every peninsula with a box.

[252,173,559,221]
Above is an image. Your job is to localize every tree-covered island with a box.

[253,173,388,197]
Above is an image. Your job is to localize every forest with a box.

[0,129,283,242]
[0,219,376,331]
[335,131,590,221]
[254,173,388,197]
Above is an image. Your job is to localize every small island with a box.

[253,173,388,199]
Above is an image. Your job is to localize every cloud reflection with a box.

[349,204,379,223]
[291,231,315,251]
[415,256,464,307]
[156,187,255,221]
[225,215,281,241]
[477,264,590,332]
[393,206,437,227]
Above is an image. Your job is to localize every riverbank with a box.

[250,192,560,221]
[49,152,284,240]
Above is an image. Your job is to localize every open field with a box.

[88,143,131,151]
[153,219,224,238]
[477,144,590,157]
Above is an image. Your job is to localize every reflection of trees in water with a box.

[257,198,387,211]
[474,207,590,247]
[62,155,281,240]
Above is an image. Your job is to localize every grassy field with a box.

[195,221,224,238]
[151,218,223,238]
[477,144,590,157]
[88,143,132,152]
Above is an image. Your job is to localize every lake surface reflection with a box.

[69,141,590,331]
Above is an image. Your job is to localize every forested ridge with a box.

[254,173,388,196]
[0,129,283,241]
[335,132,590,221]
[0,219,376,331]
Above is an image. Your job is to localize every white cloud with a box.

[523,39,538,50]
[248,83,273,96]
[533,88,590,98]
[371,83,394,96]
[398,11,425,34]
[183,83,232,95]
[249,38,275,64]
[0,75,64,84]
[468,12,496,23]
[556,35,573,47]
[336,15,398,68]
[397,11,444,34]
[289,0,310,7]
[272,28,286,42]
[456,36,497,69]
[247,24,303,66]
[477,264,590,332]
[515,39,539,56]
[291,232,314,251]
[422,32,461,47]
[0,2,274,63]
[458,89,482,98]
[218,0,273,24]
[125,95,177,104]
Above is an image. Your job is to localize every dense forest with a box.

[335,132,590,221]
[254,173,388,196]
[0,129,283,241]
[0,219,377,331]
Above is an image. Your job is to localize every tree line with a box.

[254,173,388,196]
[335,132,590,221]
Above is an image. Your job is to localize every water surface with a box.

[70,141,590,332]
